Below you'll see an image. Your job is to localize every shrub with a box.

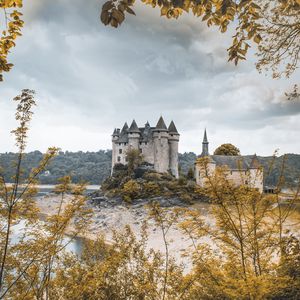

[142,181,161,197]
[178,176,187,186]
[121,180,141,202]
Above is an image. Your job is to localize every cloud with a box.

[0,0,299,156]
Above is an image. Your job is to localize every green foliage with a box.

[0,150,112,185]
[178,152,197,175]
[1,150,300,187]
[214,143,241,156]
[105,169,203,203]
[186,167,194,179]
[101,163,129,191]
[126,148,143,175]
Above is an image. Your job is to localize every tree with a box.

[2,1,299,82]
[286,84,300,101]
[0,0,24,81]
[125,148,143,175]
[101,0,300,78]
[256,1,300,78]
[179,157,300,299]
[214,143,241,156]
[0,90,91,298]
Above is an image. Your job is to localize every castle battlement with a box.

[111,117,180,178]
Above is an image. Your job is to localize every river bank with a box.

[33,186,300,264]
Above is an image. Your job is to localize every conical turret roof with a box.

[129,119,140,133]
[155,116,168,131]
[112,128,119,136]
[168,121,179,134]
[120,122,128,134]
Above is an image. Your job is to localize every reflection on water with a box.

[11,220,84,256]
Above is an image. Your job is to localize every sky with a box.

[0,0,299,156]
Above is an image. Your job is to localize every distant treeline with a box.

[0,150,299,186]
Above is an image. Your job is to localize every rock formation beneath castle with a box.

[111,117,180,178]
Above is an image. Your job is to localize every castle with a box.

[111,117,180,178]
[195,130,264,192]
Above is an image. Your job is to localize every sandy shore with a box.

[34,193,215,264]
[35,192,300,268]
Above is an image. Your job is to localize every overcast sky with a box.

[0,0,299,156]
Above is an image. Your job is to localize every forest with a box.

[0,151,299,187]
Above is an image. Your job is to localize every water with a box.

[11,220,84,255]
[6,184,101,196]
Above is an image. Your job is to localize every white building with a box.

[195,130,264,193]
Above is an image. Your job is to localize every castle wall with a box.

[112,141,156,170]
[249,168,264,193]
[169,138,179,178]
[112,120,180,177]
[128,133,140,149]
[222,169,263,192]
[195,162,216,187]
[112,142,129,167]
[195,163,263,193]
[140,141,155,165]
[153,131,170,174]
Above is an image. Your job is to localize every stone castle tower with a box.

[111,117,180,178]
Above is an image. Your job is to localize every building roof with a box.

[113,118,179,143]
[210,155,250,170]
[117,122,129,143]
[168,121,179,134]
[250,154,261,168]
[120,122,128,134]
[155,116,168,131]
[128,119,140,133]
[112,128,119,136]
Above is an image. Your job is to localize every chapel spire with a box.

[201,128,209,157]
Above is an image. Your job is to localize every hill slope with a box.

[0,151,299,186]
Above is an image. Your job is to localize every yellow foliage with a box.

[0,0,23,81]
[121,179,141,202]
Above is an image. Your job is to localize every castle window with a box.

[140,149,142,153]
[145,142,147,145]
[119,143,121,146]
[125,157,128,162]
[117,156,121,162]
[230,171,233,175]
[119,149,122,154]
